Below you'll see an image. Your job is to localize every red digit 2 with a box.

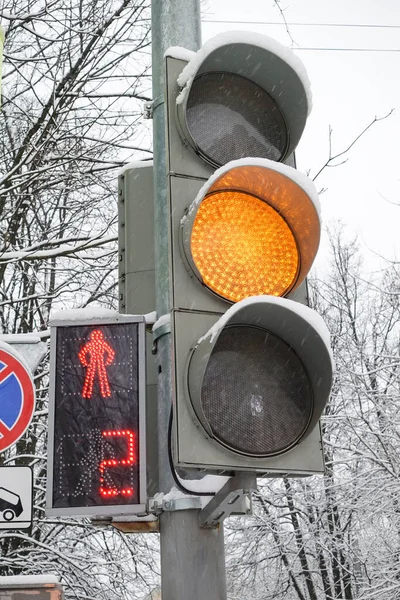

[99,430,135,497]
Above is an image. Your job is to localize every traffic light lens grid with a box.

[186,72,287,166]
[199,325,313,456]
[190,190,299,301]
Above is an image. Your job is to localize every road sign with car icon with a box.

[0,466,32,529]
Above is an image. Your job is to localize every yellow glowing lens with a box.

[190,191,299,302]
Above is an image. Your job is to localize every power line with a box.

[202,19,400,52]
[296,47,400,52]
[202,19,400,29]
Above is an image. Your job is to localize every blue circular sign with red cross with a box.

[0,345,35,453]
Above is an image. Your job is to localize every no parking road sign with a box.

[0,343,35,453]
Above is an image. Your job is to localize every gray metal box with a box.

[118,163,155,315]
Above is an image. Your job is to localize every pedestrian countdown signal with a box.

[46,315,147,517]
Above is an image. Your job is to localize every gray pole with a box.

[151,1,227,598]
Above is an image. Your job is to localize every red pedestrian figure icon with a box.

[78,329,116,399]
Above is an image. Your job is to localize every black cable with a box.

[167,407,216,497]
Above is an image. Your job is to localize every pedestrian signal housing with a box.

[46,314,147,517]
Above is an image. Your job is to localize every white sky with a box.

[200,0,400,274]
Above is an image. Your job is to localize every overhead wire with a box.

[202,19,400,29]
[202,19,400,52]
[294,48,400,52]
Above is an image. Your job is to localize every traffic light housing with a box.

[165,32,333,475]
[46,315,147,517]
[118,161,159,498]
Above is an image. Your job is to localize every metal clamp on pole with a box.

[143,96,164,120]
[199,472,256,529]
[152,314,171,355]
[148,494,202,514]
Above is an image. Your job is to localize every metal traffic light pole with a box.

[151,1,227,598]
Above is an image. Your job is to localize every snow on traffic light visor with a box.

[181,158,321,303]
[176,33,311,167]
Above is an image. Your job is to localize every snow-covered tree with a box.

[0,0,158,596]
[226,229,400,600]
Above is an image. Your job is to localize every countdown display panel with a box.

[46,317,146,517]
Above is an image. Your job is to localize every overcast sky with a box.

[200,0,400,274]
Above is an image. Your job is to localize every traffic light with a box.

[165,32,333,474]
[46,315,147,517]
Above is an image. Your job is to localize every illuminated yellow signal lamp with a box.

[181,158,321,304]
